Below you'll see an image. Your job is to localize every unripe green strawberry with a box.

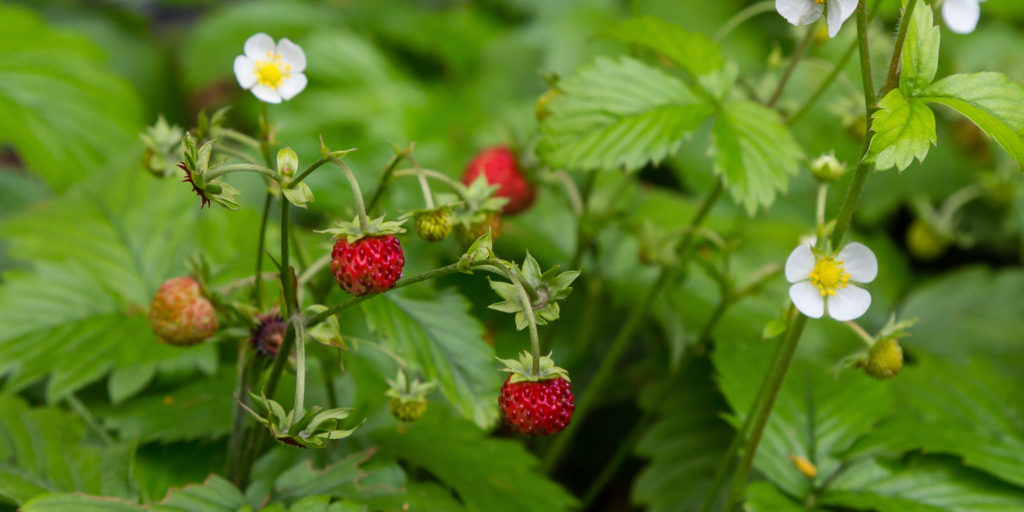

[456,211,502,246]
[148,277,218,346]
[389,397,427,423]
[906,219,948,261]
[414,208,452,242]
[864,337,903,379]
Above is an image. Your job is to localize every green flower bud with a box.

[863,337,903,380]
[809,152,846,183]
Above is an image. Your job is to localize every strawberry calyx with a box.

[497,351,570,383]
[384,369,437,403]
[317,214,407,243]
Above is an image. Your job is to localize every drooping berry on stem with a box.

[148,277,218,346]
[462,146,535,215]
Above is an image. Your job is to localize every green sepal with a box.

[303,305,345,349]
[140,115,184,178]
[876,314,917,341]
[243,391,362,449]
[487,253,579,330]
[282,181,314,208]
[384,369,437,402]
[318,134,357,160]
[445,176,508,229]
[207,179,242,210]
[461,231,494,267]
[497,351,570,383]
[316,214,407,242]
[196,105,231,140]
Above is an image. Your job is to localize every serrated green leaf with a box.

[865,89,936,172]
[372,412,577,512]
[97,370,234,443]
[539,56,713,172]
[362,289,501,428]
[711,101,803,213]
[714,335,894,499]
[0,396,134,505]
[604,15,723,77]
[21,494,142,512]
[150,475,245,512]
[272,451,372,502]
[848,356,1024,488]
[900,0,940,95]
[631,361,732,512]
[918,72,1024,164]
[821,457,1024,511]
[0,6,143,190]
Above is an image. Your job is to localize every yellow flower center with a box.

[815,0,826,4]
[253,51,292,89]
[809,256,850,297]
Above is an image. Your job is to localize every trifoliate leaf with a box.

[539,56,714,172]
[865,89,936,172]
[603,16,723,77]
[710,101,803,214]
[918,72,1024,165]
[899,0,940,95]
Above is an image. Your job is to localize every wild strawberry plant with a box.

[1,2,1024,512]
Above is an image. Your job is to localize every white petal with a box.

[233,56,257,89]
[785,242,816,283]
[276,38,306,73]
[942,0,980,34]
[277,73,307,101]
[244,32,276,61]
[790,282,825,319]
[826,0,856,37]
[838,242,878,283]
[776,0,823,26]
[826,285,871,321]
[250,84,282,104]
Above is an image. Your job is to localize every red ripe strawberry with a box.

[330,235,405,296]
[462,146,535,215]
[499,376,574,436]
[148,277,218,346]
[497,351,574,436]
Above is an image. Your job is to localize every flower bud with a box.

[906,219,948,261]
[809,152,845,183]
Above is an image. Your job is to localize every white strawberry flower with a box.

[776,0,858,38]
[785,241,877,321]
[233,33,307,104]
[942,0,985,34]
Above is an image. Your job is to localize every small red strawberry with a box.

[148,277,218,346]
[331,235,405,296]
[462,146,535,215]
[497,352,574,436]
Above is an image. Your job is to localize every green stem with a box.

[856,0,877,116]
[555,170,583,215]
[767,23,817,108]
[226,342,253,483]
[416,167,436,210]
[392,169,473,205]
[204,163,280,181]
[880,0,918,97]
[815,183,830,240]
[366,149,410,213]
[66,394,113,446]
[846,320,876,346]
[725,312,809,508]
[253,192,273,309]
[218,128,263,153]
[290,157,330,186]
[292,320,306,416]
[543,179,724,473]
[306,260,491,328]
[713,0,776,42]
[217,145,263,165]
[570,169,600,270]
[509,268,542,375]
[335,159,370,232]
[258,102,273,167]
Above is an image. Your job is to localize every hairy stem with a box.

[881,0,918,97]
[253,192,273,309]
[713,1,776,42]
[509,268,542,375]
[335,159,370,231]
[204,163,280,181]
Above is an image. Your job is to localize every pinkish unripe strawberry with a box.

[148,277,218,346]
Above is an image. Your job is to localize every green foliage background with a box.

[1,0,1024,510]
